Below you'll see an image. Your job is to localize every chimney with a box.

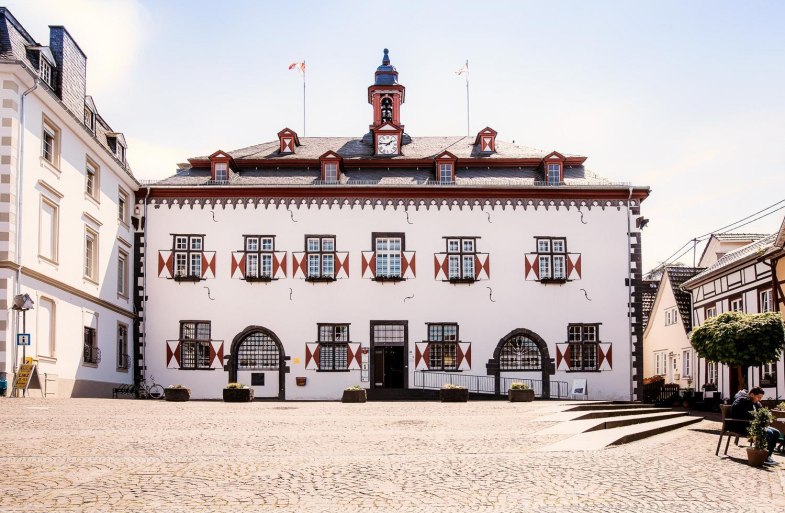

[49,26,87,119]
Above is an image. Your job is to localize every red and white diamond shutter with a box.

[201,251,216,279]
[555,343,570,371]
[158,251,173,278]
[291,252,307,279]
[402,251,416,279]
[457,342,472,370]
[231,252,246,279]
[273,252,287,279]
[598,343,612,370]
[305,343,320,370]
[209,340,224,369]
[335,252,349,279]
[166,340,181,369]
[567,253,582,280]
[474,253,490,281]
[482,136,493,152]
[524,254,540,281]
[415,342,429,370]
[434,253,448,280]
[347,343,361,370]
[361,251,376,279]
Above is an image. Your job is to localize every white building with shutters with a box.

[137,49,650,401]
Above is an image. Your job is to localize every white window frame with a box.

[214,162,228,182]
[39,195,59,263]
[117,249,128,298]
[37,296,56,358]
[705,306,716,320]
[760,289,773,313]
[42,116,59,167]
[448,255,460,279]
[553,255,566,279]
[85,158,100,201]
[706,361,718,385]
[547,163,561,185]
[84,226,99,282]
[246,253,259,278]
[439,163,454,184]
[118,188,129,225]
[117,322,129,371]
[730,297,743,312]
[682,349,691,378]
[538,255,551,279]
[324,162,338,183]
[39,58,53,87]
[375,237,402,278]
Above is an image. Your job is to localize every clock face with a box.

[377,134,398,155]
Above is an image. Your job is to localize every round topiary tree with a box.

[690,311,785,390]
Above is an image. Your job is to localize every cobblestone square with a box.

[1,399,784,512]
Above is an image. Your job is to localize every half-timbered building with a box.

[136,49,650,400]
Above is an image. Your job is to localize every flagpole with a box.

[465,60,470,136]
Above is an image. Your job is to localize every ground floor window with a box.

[83,326,99,364]
[761,362,777,388]
[318,324,349,371]
[179,321,212,369]
[237,332,280,369]
[567,324,599,371]
[499,335,541,370]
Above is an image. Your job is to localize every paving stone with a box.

[0,399,782,512]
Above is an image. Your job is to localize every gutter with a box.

[627,187,634,402]
[11,78,38,375]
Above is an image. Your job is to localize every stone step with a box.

[537,411,688,435]
[565,402,656,412]
[535,407,667,422]
[538,415,703,451]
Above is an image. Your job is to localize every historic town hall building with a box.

[137,49,650,401]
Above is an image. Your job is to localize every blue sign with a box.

[16,333,31,346]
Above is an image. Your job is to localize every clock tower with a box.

[368,48,407,156]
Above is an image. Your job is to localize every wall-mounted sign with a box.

[360,346,369,382]
[16,333,31,346]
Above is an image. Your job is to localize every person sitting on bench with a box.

[730,387,781,466]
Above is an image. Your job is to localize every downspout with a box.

[627,187,634,402]
[11,79,39,375]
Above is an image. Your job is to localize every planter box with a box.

[341,389,367,403]
[164,388,191,402]
[223,388,254,402]
[747,447,769,467]
[771,409,785,420]
[508,389,535,402]
[440,388,468,402]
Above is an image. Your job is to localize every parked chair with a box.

[715,404,749,456]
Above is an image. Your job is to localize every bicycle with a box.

[138,375,164,399]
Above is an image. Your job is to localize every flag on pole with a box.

[288,61,306,76]
[455,60,468,76]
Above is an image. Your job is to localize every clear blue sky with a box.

[7,0,785,271]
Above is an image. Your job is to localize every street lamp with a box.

[12,293,34,363]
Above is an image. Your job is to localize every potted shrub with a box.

[508,382,535,402]
[746,407,773,467]
[772,401,785,420]
[440,383,468,402]
[223,382,254,402]
[341,385,367,403]
[164,384,191,402]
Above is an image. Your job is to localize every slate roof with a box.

[665,267,704,333]
[192,136,583,162]
[641,279,660,330]
[0,8,133,177]
[683,234,777,288]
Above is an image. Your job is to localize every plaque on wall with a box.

[251,373,265,386]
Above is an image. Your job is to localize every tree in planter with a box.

[690,312,785,392]
[746,407,774,466]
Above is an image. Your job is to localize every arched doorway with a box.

[229,326,289,400]
[486,328,555,398]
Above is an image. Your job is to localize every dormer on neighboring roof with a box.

[209,150,234,183]
[319,151,342,183]
[84,96,96,134]
[106,132,127,165]
[474,127,497,154]
[27,45,56,89]
[542,151,565,185]
[277,128,301,154]
[434,151,458,185]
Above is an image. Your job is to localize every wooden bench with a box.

[112,384,136,398]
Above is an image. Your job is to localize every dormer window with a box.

[547,163,561,185]
[319,151,342,183]
[277,128,300,154]
[39,59,53,88]
[438,163,454,184]
[214,163,228,182]
[434,151,457,185]
[474,127,497,153]
[209,151,233,183]
[116,143,126,165]
[84,97,97,134]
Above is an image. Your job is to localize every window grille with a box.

[499,335,541,370]
[236,332,280,369]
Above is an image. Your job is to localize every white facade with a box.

[139,195,645,401]
[0,13,137,397]
[683,234,782,399]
